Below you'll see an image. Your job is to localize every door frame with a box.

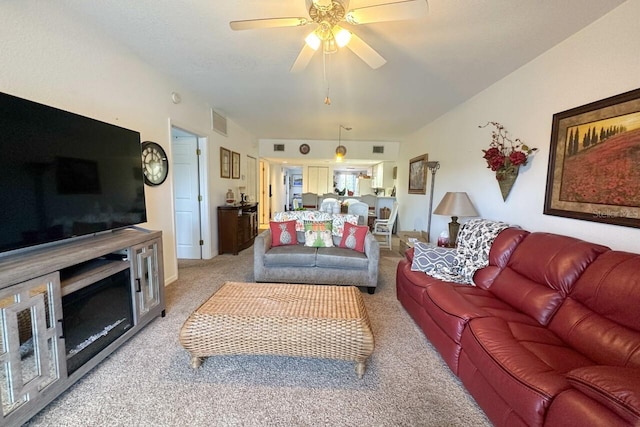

[259,160,269,225]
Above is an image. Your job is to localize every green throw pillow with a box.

[303,220,334,248]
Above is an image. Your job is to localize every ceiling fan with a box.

[230,0,428,72]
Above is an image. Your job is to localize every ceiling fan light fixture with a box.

[305,32,321,50]
[316,21,333,40]
[333,26,351,47]
[323,37,337,54]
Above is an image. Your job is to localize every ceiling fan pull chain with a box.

[324,52,331,105]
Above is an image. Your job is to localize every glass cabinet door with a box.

[131,241,160,322]
[0,273,66,419]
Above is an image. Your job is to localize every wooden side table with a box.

[398,231,429,256]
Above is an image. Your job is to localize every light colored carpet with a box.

[26,245,491,427]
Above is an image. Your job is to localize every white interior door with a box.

[172,129,201,259]
[246,155,257,202]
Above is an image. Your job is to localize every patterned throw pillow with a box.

[339,222,368,253]
[303,220,334,248]
[269,220,297,247]
[410,242,456,273]
[331,213,359,237]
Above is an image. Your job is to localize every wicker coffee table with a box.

[179,282,374,378]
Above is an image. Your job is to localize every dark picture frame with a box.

[231,151,241,179]
[408,154,428,194]
[220,147,231,179]
[544,87,640,228]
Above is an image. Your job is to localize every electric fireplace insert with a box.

[61,266,133,374]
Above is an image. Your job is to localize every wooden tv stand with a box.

[0,228,165,426]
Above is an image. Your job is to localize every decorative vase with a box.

[225,189,235,205]
[496,165,519,201]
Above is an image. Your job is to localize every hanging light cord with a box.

[323,51,331,105]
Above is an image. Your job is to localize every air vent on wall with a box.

[273,144,285,152]
[211,109,227,136]
[372,146,384,154]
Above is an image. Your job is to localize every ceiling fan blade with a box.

[290,44,317,73]
[230,17,309,31]
[345,0,428,25]
[345,32,386,69]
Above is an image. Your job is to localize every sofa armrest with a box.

[253,229,272,281]
[567,365,640,424]
[404,247,415,263]
[364,232,380,287]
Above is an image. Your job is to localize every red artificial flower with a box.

[488,155,506,171]
[509,151,527,166]
[483,147,501,160]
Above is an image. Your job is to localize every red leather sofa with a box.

[396,229,640,426]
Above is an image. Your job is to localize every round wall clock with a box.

[299,143,310,155]
[141,141,169,186]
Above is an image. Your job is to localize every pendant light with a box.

[336,125,351,162]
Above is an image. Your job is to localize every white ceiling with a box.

[59,0,625,142]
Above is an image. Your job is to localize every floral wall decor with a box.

[480,122,537,200]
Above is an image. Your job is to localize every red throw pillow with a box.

[270,220,297,247]
[339,222,368,253]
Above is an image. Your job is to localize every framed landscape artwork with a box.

[232,151,241,179]
[220,147,230,179]
[544,88,640,228]
[408,154,428,194]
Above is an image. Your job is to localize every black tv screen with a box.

[0,92,147,254]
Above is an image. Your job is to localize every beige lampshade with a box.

[433,192,478,217]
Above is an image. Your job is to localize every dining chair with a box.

[372,202,398,250]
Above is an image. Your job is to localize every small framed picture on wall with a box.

[408,154,428,194]
[232,151,241,179]
[220,147,231,179]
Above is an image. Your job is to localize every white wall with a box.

[0,2,258,282]
[208,120,259,255]
[398,0,640,252]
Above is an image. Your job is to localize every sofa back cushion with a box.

[549,251,640,367]
[487,232,609,325]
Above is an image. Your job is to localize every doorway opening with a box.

[283,166,303,210]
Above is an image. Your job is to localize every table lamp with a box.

[433,192,479,247]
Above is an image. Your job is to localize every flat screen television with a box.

[0,92,147,255]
